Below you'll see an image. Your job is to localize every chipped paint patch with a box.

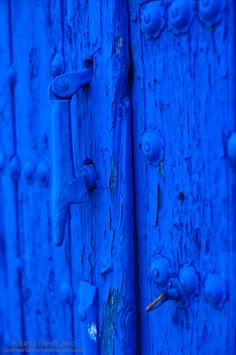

[88,323,97,342]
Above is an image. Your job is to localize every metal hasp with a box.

[78,281,99,354]
[49,69,96,247]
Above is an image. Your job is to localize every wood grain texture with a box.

[128,0,236,353]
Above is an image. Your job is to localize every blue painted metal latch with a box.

[49,69,97,247]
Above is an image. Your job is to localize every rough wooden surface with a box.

[128,0,236,353]
[0,0,235,354]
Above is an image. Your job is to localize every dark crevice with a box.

[68,210,75,342]
[126,2,142,354]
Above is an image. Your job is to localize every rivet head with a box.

[150,256,170,286]
[199,0,224,26]
[24,161,35,184]
[7,66,17,86]
[81,159,97,191]
[9,155,21,179]
[51,53,64,77]
[142,129,164,165]
[140,1,165,39]
[168,0,194,35]
[37,162,49,187]
[227,132,236,164]
[179,265,198,295]
[60,283,72,304]
[204,274,226,308]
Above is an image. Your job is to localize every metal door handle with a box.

[49,69,96,247]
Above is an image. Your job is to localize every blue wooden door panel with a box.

[1,1,137,354]
[1,0,235,354]
[63,1,137,353]
[0,0,73,349]
[0,1,23,345]
[128,0,236,354]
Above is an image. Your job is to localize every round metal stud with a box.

[150,255,170,287]
[168,0,194,35]
[142,129,164,165]
[198,0,224,27]
[81,160,97,191]
[179,265,198,295]
[140,1,165,39]
[204,274,226,308]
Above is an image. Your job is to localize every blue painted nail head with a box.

[168,0,194,35]
[198,0,225,27]
[140,1,165,39]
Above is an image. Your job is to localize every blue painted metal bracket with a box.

[49,69,96,247]
[78,281,99,354]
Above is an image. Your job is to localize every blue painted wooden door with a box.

[0,1,235,354]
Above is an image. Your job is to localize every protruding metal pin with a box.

[145,292,167,312]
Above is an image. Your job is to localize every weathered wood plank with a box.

[128,0,236,353]
[66,1,137,353]
[0,0,24,348]
[9,0,72,348]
